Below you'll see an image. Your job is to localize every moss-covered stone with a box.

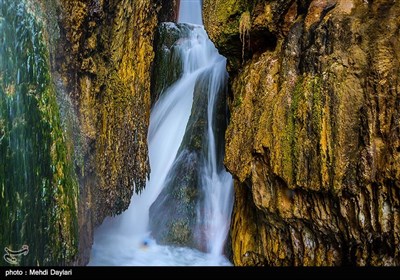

[0,0,177,265]
[203,0,290,71]
[151,23,193,104]
[149,150,201,248]
[54,0,171,264]
[204,0,400,266]
[56,1,165,222]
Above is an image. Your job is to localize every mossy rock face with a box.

[203,0,289,72]
[0,0,78,265]
[55,0,161,225]
[151,23,194,104]
[204,0,400,266]
[56,0,160,220]
[0,0,188,266]
[44,0,175,265]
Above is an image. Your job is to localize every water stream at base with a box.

[89,0,233,266]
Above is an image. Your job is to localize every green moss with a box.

[284,75,324,186]
[311,77,323,136]
[203,0,256,70]
[0,0,78,265]
[234,93,243,107]
[151,23,191,104]
[283,77,303,184]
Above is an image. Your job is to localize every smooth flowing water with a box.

[178,0,202,25]
[89,0,233,266]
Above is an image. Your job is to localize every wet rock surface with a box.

[204,0,400,266]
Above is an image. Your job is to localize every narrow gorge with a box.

[0,0,399,267]
[89,0,233,265]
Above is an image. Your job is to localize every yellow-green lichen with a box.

[59,0,157,218]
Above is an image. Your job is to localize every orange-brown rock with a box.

[204,0,400,266]
[52,0,178,264]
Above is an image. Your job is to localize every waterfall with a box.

[89,0,233,266]
[200,59,233,256]
[178,0,202,25]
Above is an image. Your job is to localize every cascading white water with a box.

[89,0,233,266]
[200,59,233,257]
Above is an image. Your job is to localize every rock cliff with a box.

[55,0,179,265]
[0,0,178,265]
[56,0,156,263]
[204,0,400,266]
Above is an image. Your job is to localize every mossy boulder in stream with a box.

[149,149,201,247]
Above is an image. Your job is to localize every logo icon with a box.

[3,245,29,265]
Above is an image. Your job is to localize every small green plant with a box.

[239,11,251,63]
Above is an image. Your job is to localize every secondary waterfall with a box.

[89,0,233,266]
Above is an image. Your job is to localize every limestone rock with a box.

[204,0,400,266]
[42,0,176,265]
[151,23,193,104]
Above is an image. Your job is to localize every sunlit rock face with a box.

[204,0,400,266]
